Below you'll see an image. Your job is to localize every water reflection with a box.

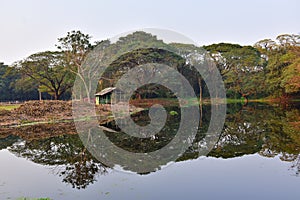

[0,102,299,189]
[209,103,300,155]
[7,134,108,189]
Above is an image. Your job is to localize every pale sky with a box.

[1,0,300,64]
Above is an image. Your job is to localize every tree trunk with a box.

[54,93,58,100]
[79,86,83,101]
[39,90,42,101]
[136,92,141,100]
[199,102,203,127]
[198,77,203,127]
[198,76,202,104]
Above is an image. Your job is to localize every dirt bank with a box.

[0,100,143,140]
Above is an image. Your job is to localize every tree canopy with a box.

[1,31,299,101]
[18,51,74,100]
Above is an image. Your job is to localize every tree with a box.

[281,47,300,94]
[0,62,14,101]
[255,33,300,98]
[97,32,211,100]
[9,68,40,100]
[170,43,211,101]
[0,62,39,101]
[204,43,265,100]
[19,51,74,100]
[101,48,188,99]
[56,30,94,101]
[276,34,300,48]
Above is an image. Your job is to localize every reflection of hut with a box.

[95,87,124,105]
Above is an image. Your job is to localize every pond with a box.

[0,102,300,200]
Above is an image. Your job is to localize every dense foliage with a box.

[0,31,299,101]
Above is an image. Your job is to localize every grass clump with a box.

[0,104,20,111]
[16,198,51,200]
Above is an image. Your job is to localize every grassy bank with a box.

[226,98,246,104]
[248,97,300,103]
[17,198,51,200]
[0,104,21,111]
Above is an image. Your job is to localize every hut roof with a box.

[95,87,116,96]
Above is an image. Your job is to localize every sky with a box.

[1,0,300,65]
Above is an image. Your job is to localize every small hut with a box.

[95,87,124,105]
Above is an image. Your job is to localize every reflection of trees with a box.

[178,103,300,176]
[8,134,108,189]
[2,102,300,183]
[213,103,300,160]
[0,134,19,150]
[177,104,266,160]
[260,106,300,162]
[291,154,300,176]
[104,107,180,153]
[57,149,107,189]
[209,104,268,158]
[91,105,201,174]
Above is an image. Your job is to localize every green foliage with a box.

[0,62,38,101]
[256,34,300,97]
[204,43,266,99]
[100,46,201,98]
[281,59,300,93]
[204,34,300,99]
[1,31,300,101]
[19,51,75,100]
[169,110,178,115]
[0,62,14,100]
[203,43,242,53]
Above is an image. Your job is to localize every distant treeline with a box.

[0,31,299,101]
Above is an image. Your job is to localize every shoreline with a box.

[1,98,299,129]
[0,100,144,140]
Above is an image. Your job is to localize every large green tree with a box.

[204,43,265,100]
[0,62,14,100]
[19,51,74,100]
[255,33,300,98]
[0,62,38,101]
[98,32,208,100]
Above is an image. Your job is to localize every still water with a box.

[0,103,299,200]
